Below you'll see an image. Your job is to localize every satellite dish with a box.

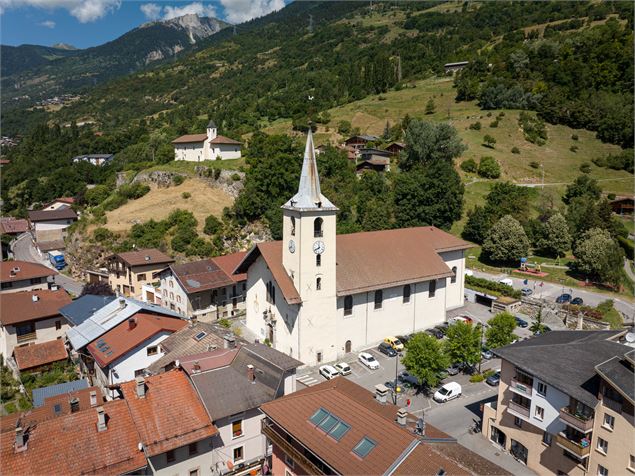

[625,332,635,343]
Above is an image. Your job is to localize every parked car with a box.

[396,334,412,345]
[571,297,584,306]
[378,342,397,357]
[384,380,396,390]
[499,278,513,287]
[358,352,380,370]
[384,336,404,351]
[319,365,339,380]
[426,328,444,339]
[521,288,533,296]
[486,372,501,386]
[435,323,449,335]
[446,364,460,376]
[481,347,493,360]
[556,293,572,304]
[459,363,477,375]
[334,362,351,376]
[449,316,473,325]
[433,382,462,402]
[397,371,419,388]
[515,316,528,328]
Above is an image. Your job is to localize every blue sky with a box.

[0,1,287,49]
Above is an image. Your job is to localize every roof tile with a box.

[13,339,68,371]
[0,289,71,325]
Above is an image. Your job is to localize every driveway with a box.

[12,234,84,296]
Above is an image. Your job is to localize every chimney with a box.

[397,408,407,426]
[96,407,107,432]
[247,364,255,383]
[135,376,146,398]
[32,294,39,302]
[374,384,388,405]
[89,391,97,407]
[15,427,27,452]
[128,317,136,330]
[69,397,80,413]
[223,335,236,349]
[193,361,201,373]
[118,297,126,309]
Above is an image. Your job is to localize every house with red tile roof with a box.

[172,120,242,162]
[0,288,72,359]
[260,378,509,476]
[0,217,29,236]
[0,260,57,294]
[85,313,186,397]
[236,131,471,365]
[156,251,247,320]
[13,338,68,372]
[27,206,77,243]
[106,248,174,299]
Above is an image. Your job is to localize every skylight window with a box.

[328,421,351,441]
[194,331,207,341]
[352,437,376,458]
[317,414,339,433]
[309,408,329,425]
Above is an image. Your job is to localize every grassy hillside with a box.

[262,76,630,195]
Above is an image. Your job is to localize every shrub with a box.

[85,185,110,206]
[518,111,547,145]
[460,158,478,173]
[231,173,241,181]
[478,156,501,178]
[470,374,485,383]
[497,111,505,118]
[571,133,579,141]
[486,112,492,117]
[469,122,482,131]
[570,145,578,153]
[214,168,222,180]
[529,161,540,169]
[489,120,499,128]
[465,275,522,298]
[483,135,496,148]
[607,193,616,200]
[204,215,222,236]
[218,318,231,328]
[173,175,185,186]
[617,236,634,260]
[93,227,114,243]
[118,183,150,200]
[511,146,520,154]
[579,163,591,174]
[102,194,128,211]
[181,192,191,199]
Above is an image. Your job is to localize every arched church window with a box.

[314,218,323,238]
[344,296,353,316]
[403,285,411,303]
[291,217,296,236]
[316,254,321,267]
[374,290,383,310]
[316,277,322,291]
[451,267,457,283]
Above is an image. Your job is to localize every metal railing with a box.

[556,433,591,458]
[17,332,37,344]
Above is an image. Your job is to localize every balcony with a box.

[509,377,533,397]
[507,400,530,419]
[555,433,591,459]
[559,407,594,433]
[16,332,37,344]
[261,419,328,475]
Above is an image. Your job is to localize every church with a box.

[172,120,242,161]
[236,131,470,366]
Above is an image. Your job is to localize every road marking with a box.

[297,374,320,387]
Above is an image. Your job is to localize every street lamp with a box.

[393,352,403,404]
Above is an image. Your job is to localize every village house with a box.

[186,342,302,475]
[0,217,29,237]
[12,338,68,374]
[27,207,77,243]
[72,153,114,166]
[0,260,57,294]
[0,289,72,359]
[172,120,242,162]
[260,377,508,476]
[59,294,116,327]
[236,131,469,365]
[385,141,405,156]
[444,60,469,74]
[157,251,247,320]
[343,134,379,150]
[355,147,391,174]
[106,248,174,298]
[41,197,75,211]
[482,330,634,476]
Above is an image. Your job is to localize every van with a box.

[499,278,513,287]
[433,382,462,403]
[384,336,404,351]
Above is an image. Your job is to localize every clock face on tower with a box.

[313,241,325,254]
[288,240,296,253]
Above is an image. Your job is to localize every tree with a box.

[477,156,501,178]
[483,215,530,264]
[337,120,351,135]
[85,185,110,206]
[462,205,493,244]
[563,175,602,205]
[401,120,467,171]
[204,214,222,236]
[148,131,167,162]
[483,134,497,148]
[537,213,571,258]
[573,228,624,286]
[444,321,482,367]
[425,98,436,115]
[529,306,548,334]
[80,282,115,297]
[460,158,477,173]
[402,333,450,388]
[394,161,464,230]
[485,312,517,348]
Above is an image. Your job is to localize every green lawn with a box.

[143,158,246,175]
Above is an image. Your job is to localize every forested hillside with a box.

[1,1,632,219]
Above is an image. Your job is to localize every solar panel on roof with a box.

[328,420,350,441]
[352,437,376,458]
[309,408,329,425]
[317,414,339,433]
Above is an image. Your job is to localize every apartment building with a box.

[106,248,174,298]
[483,330,634,476]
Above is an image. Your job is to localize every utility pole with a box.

[308,14,313,33]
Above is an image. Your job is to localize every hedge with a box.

[465,275,522,299]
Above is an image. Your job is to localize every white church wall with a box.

[174,143,205,162]
[213,144,242,160]
[439,250,465,310]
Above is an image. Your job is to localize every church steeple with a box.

[282,129,337,211]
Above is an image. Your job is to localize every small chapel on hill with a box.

[236,130,470,366]
[172,120,242,161]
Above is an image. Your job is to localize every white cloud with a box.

[162,2,217,20]
[140,2,161,20]
[0,0,121,22]
[219,0,284,24]
[39,19,55,28]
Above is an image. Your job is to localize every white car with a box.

[499,278,513,287]
[358,352,380,370]
[334,362,351,376]
[319,365,339,380]
[433,382,462,403]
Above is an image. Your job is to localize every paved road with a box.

[12,234,84,296]
[471,269,634,325]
